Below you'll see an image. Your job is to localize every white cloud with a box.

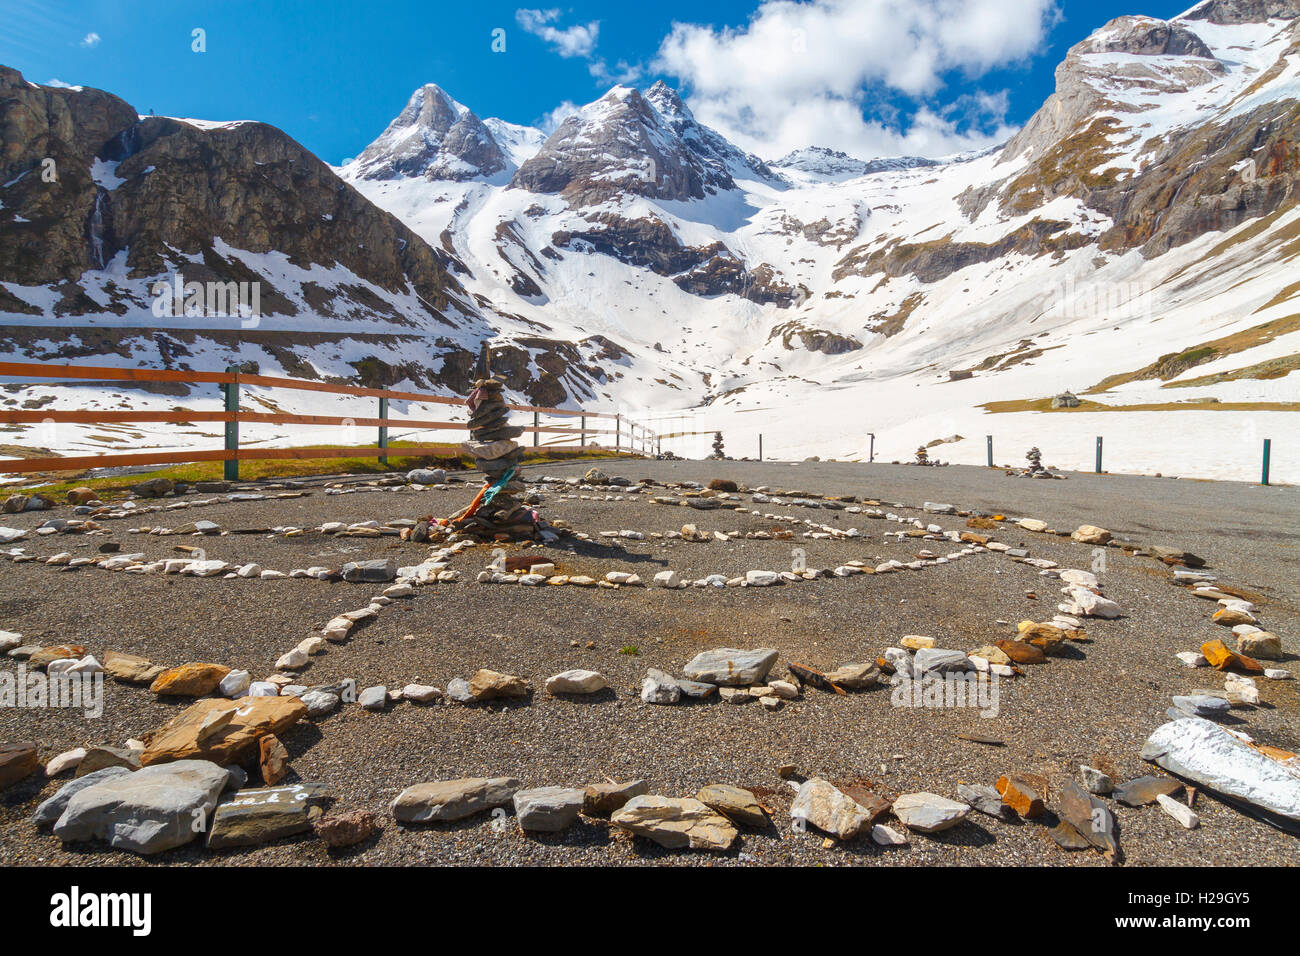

[537,99,582,134]
[653,0,1058,159]
[515,9,599,59]
[80,32,101,48]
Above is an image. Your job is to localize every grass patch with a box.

[1087,314,1300,393]
[980,397,1300,414]
[11,441,638,498]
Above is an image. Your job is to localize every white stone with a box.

[1156,793,1200,829]
[276,649,309,671]
[871,823,908,846]
[1175,651,1208,668]
[219,670,251,697]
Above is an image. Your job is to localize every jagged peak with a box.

[1178,0,1300,25]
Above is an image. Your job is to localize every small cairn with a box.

[1016,445,1062,479]
[710,431,726,460]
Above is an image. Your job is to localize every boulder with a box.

[392,777,521,823]
[259,734,290,785]
[140,695,307,767]
[27,645,86,670]
[53,759,230,854]
[682,647,778,686]
[611,796,737,851]
[406,468,446,485]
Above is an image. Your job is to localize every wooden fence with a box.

[0,361,656,479]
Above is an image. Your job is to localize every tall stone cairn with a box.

[458,348,532,539]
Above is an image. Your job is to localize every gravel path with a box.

[0,460,1295,866]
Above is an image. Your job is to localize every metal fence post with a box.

[580,414,586,448]
[759,433,763,461]
[1095,436,1103,474]
[533,410,539,448]
[378,391,389,467]
[986,435,993,468]
[223,364,240,481]
[1262,438,1271,486]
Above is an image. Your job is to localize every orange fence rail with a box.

[0,361,655,477]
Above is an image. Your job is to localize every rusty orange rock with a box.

[27,645,86,670]
[996,774,1045,818]
[141,695,307,767]
[259,733,290,785]
[149,663,231,697]
[993,639,1045,665]
[1017,623,1066,652]
[1200,639,1263,674]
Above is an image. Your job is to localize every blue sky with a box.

[1,0,1194,164]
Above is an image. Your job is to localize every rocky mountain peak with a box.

[347,82,508,183]
[1181,0,1300,25]
[510,85,708,203]
[1080,15,1218,58]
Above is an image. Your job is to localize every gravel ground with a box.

[0,459,1296,866]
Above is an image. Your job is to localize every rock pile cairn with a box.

[446,348,562,542]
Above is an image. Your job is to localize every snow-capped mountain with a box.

[1,0,1298,480]
[772,147,939,185]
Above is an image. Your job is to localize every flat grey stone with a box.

[956,783,1008,820]
[32,767,134,827]
[892,792,970,833]
[683,648,778,686]
[641,668,681,704]
[53,760,230,854]
[392,777,521,823]
[341,558,396,583]
[913,648,974,676]
[1172,694,1230,718]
